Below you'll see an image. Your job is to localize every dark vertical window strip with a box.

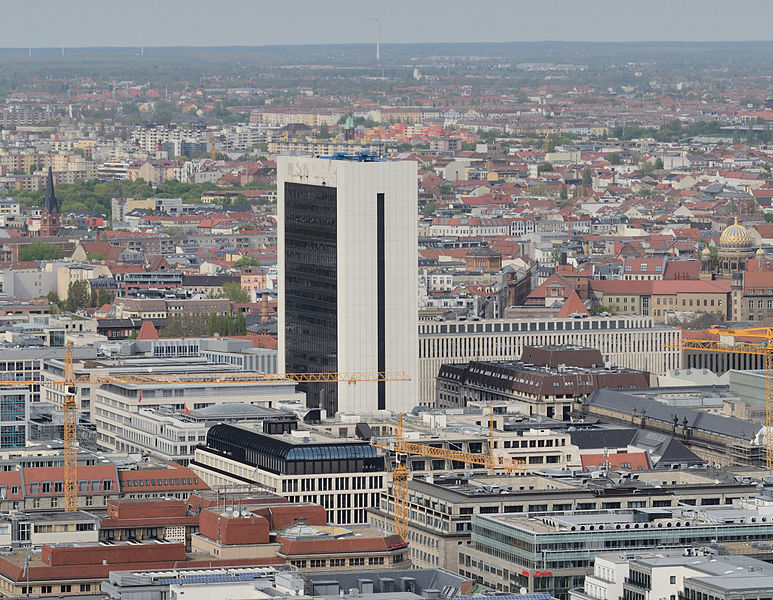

[377,193,386,410]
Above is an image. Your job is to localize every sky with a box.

[2,0,773,48]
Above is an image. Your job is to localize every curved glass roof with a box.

[208,423,378,461]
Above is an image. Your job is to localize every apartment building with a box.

[418,316,680,406]
[588,280,730,321]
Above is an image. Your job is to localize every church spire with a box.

[43,167,58,213]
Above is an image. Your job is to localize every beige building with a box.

[191,424,388,526]
[369,469,761,576]
[418,316,681,406]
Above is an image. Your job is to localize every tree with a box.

[235,311,247,336]
[223,314,234,336]
[93,289,112,307]
[233,256,261,268]
[437,184,453,196]
[607,152,622,165]
[221,282,250,303]
[18,242,63,262]
[582,166,592,189]
[747,122,755,146]
[65,280,91,312]
[639,160,655,176]
[537,162,554,174]
[208,312,219,336]
[422,200,438,216]
[654,158,664,170]
[765,213,773,223]
[551,244,563,266]
[88,252,104,262]
[559,184,568,200]
[47,291,61,308]
[161,314,209,337]
[733,128,741,145]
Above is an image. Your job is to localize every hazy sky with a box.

[2,0,773,48]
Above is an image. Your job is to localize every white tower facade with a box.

[278,156,418,416]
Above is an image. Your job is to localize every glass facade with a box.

[468,512,773,599]
[206,423,384,476]
[284,182,338,414]
[0,390,26,447]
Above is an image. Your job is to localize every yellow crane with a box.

[670,326,773,468]
[372,408,522,539]
[0,343,410,512]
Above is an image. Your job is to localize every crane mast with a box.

[373,411,522,540]
[0,343,410,512]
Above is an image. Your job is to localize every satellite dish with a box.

[519,588,527,595]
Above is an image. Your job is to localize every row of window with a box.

[23,584,91,594]
[29,479,113,494]
[123,477,197,488]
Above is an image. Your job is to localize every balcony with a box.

[624,578,650,591]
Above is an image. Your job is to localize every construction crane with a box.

[669,326,773,468]
[372,409,522,539]
[0,343,410,512]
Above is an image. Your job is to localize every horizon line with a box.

[2,39,773,51]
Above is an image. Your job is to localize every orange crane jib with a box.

[0,343,410,512]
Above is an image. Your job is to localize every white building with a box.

[277,156,418,415]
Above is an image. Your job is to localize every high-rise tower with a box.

[39,167,60,236]
[278,155,418,416]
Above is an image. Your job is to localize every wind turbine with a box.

[24,19,32,57]
[368,12,383,62]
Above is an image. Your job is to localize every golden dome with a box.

[757,247,766,257]
[701,246,711,255]
[720,217,754,250]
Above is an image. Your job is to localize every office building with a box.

[572,551,773,600]
[369,468,761,574]
[40,357,304,454]
[418,316,680,406]
[102,566,473,600]
[460,502,773,598]
[436,346,650,420]
[0,388,29,447]
[190,423,388,526]
[278,155,418,415]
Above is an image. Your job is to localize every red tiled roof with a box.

[557,290,590,318]
[23,464,117,495]
[581,452,650,472]
[276,533,406,556]
[136,320,159,340]
[117,465,210,493]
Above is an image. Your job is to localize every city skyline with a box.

[2,0,773,48]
